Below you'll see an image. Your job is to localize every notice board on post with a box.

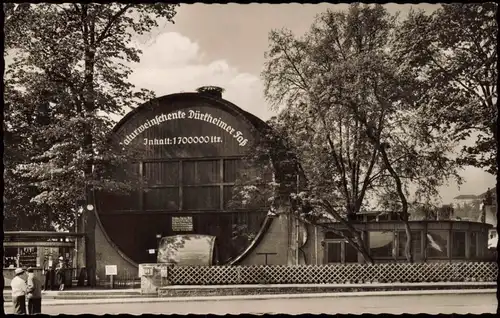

[105,265,117,276]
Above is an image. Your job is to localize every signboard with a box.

[122,109,248,147]
[172,216,193,232]
[143,266,154,277]
[105,265,117,276]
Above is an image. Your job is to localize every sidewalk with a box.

[3,288,497,307]
[161,281,497,289]
[3,288,141,298]
[4,282,497,306]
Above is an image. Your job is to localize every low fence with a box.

[96,273,141,289]
[4,267,140,290]
[75,268,140,289]
[165,262,498,285]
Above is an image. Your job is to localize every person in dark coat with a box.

[43,255,55,291]
[10,268,27,314]
[26,267,43,314]
[55,256,66,291]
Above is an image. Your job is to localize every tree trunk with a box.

[82,4,97,286]
[350,231,373,264]
[403,219,413,263]
[320,200,374,264]
[378,145,413,263]
[347,102,414,262]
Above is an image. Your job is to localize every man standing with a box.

[10,267,27,314]
[43,255,55,291]
[26,267,43,314]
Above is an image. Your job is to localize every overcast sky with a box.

[125,4,495,205]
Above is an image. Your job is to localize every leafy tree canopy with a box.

[395,3,497,174]
[4,3,179,231]
[249,4,469,263]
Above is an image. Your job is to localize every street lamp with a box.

[75,202,94,274]
[155,234,162,259]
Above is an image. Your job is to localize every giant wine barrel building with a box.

[89,87,303,278]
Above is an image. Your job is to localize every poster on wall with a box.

[172,216,193,232]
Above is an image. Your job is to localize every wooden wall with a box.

[96,94,270,264]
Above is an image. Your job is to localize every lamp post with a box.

[75,201,94,286]
[155,234,162,261]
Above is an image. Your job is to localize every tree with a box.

[258,4,461,263]
[3,86,59,231]
[395,3,497,175]
[4,3,178,231]
[4,3,178,286]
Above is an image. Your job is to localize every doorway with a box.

[325,240,359,264]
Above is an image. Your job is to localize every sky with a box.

[128,3,441,120]
[124,3,495,205]
[6,4,493,205]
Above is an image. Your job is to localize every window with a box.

[451,231,466,258]
[324,231,360,264]
[369,231,394,258]
[397,231,422,259]
[327,242,342,263]
[18,247,38,268]
[325,241,358,263]
[469,232,478,258]
[427,231,449,258]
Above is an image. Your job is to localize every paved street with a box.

[6,292,496,315]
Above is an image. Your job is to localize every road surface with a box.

[6,292,496,315]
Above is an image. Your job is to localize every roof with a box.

[453,187,496,201]
[110,91,270,138]
[453,194,478,200]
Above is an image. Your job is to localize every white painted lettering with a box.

[122,109,248,146]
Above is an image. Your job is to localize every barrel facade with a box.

[96,91,272,265]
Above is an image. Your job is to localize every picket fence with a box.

[167,262,498,285]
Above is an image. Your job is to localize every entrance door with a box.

[325,241,359,264]
[326,242,342,263]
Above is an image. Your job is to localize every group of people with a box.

[10,255,68,315]
[10,267,42,315]
[43,256,68,291]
